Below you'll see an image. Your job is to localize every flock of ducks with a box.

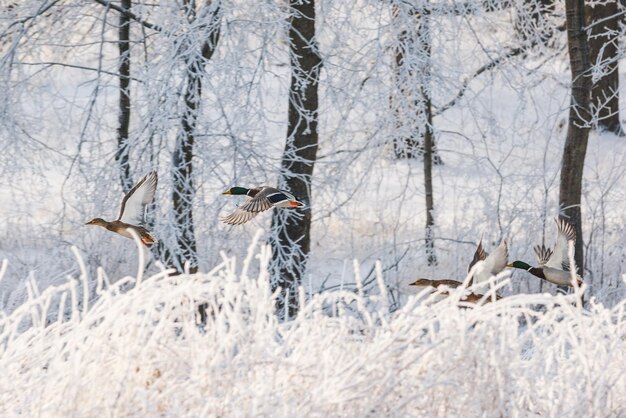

[410,218,584,304]
[86,171,304,245]
[86,171,584,303]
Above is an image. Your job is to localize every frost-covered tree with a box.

[560,0,591,275]
[2,0,626,313]
[164,0,222,274]
[585,0,623,135]
[270,0,322,318]
[115,0,134,193]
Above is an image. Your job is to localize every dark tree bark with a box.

[417,9,437,266]
[560,0,591,275]
[391,4,442,165]
[165,0,222,274]
[585,1,623,135]
[423,100,437,266]
[116,0,133,193]
[269,0,322,319]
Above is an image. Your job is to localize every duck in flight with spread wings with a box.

[86,171,158,246]
[409,238,508,303]
[221,186,304,225]
[507,218,583,287]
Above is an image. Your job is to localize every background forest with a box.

[1,0,624,308]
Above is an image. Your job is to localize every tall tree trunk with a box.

[391,4,442,164]
[416,9,437,266]
[116,0,133,192]
[560,0,591,275]
[423,101,437,266]
[269,0,322,320]
[166,0,222,274]
[586,1,623,135]
[170,70,200,273]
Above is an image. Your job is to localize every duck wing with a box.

[238,187,295,213]
[221,208,260,225]
[485,240,508,275]
[467,238,487,273]
[471,240,508,285]
[117,171,158,226]
[545,218,576,270]
[533,244,553,267]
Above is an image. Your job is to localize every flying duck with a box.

[409,238,508,302]
[507,218,583,287]
[221,186,303,225]
[86,171,157,246]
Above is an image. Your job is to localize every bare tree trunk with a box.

[170,71,200,273]
[269,0,322,320]
[560,0,591,276]
[166,0,222,274]
[586,1,623,135]
[416,9,437,266]
[116,0,133,192]
[391,4,442,165]
[423,102,437,266]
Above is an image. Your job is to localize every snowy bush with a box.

[0,244,624,417]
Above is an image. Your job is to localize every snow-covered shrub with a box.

[0,245,624,417]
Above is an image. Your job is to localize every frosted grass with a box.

[0,245,624,417]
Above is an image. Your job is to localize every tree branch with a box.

[92,0,162,32]
[200,2,222,61]
[19,61,143,82]
[433,45,524,116]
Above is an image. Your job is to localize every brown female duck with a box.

[86,171,158,246]
[409,238,508,303]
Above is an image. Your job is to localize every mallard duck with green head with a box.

[221,186,304,225]
[86,171,158,246]
[507,218,583,287]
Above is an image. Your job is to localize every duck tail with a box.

[141,233,157,247]
[289,200,304,208]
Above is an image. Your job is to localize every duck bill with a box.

[289,200,304,208]
[222,190,232,195]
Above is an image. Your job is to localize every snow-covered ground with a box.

[0,245,624,417]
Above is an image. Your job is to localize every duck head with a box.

[506,260,532,270]
[86,218,107,227]
[222,187,250,195]
[409,278,433,287]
